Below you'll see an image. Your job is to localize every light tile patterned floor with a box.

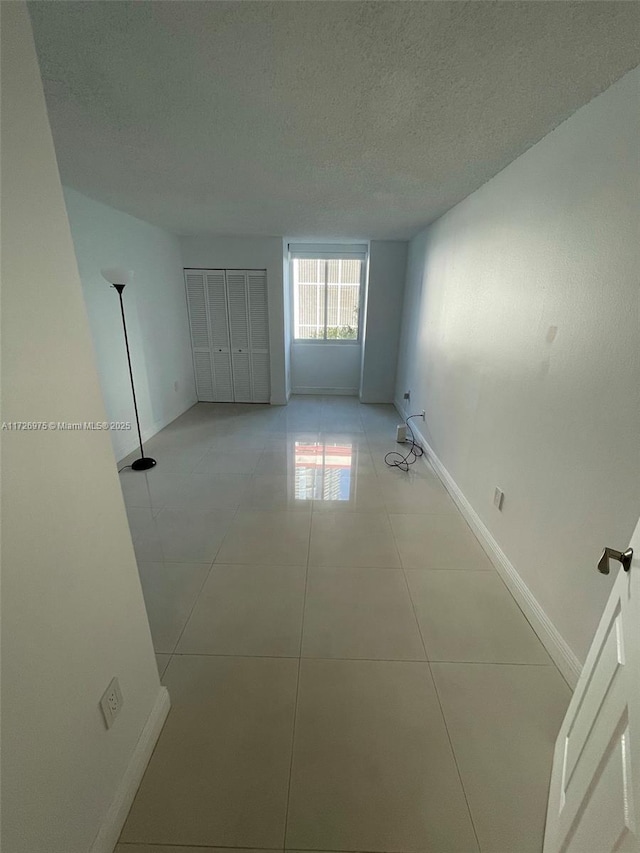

[117,397,570,853]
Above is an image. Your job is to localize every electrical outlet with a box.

[493,487,505,511]
[403,391,410,401]
[420,410,425,420]
[100,677,124,729]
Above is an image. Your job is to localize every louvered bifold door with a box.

[206,271,234,402]
[247,271,270,403]
[185,271,214,401]
[226,272,252,402]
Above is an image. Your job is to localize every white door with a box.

[226,271,252,403]
[206,271,234,402]
[185,268,270,404]
[184,270,214,402]
[544,518,640,853]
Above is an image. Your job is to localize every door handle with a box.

[597,546,633,574]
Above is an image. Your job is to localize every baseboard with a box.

[359,394,395,404]
[90,686,171,853]
[394,400,581,689]
[291,386,358,396]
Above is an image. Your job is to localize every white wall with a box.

[396,67,640,665]
[360,241,407,403]
[179,236,287,404]
[1,5,164,852]
[64,188,197,461]
[291,342,362,395]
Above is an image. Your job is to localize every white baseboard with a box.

[359,394,395,404]
[394,400,581,689]
[90,686,171,853]
[291,386,358,396]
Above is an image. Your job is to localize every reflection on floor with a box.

[117,396,570,853]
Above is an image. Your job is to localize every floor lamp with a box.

[101,268,156,471]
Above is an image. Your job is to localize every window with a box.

[290,246,366,341]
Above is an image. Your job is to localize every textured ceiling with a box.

[29,1,640,239]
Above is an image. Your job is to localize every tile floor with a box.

[116,397,571,853]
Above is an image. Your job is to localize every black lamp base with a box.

[131,457,157,471]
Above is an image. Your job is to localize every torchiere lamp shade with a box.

[101,267,134,287]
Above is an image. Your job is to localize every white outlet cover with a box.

[493,488,505,511]
[100,677,124,729]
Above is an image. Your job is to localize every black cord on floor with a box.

[384,414,425,472]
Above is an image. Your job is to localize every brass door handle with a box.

[597,547,633,575]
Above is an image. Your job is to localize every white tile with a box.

[177,564,306,656]
[253,448,295,475]
[316,430,371,447]
[302,568,425,660]
[319,417,364,433]
[126,507,163,562]
[432,662,570,853]
[309,512,400,568]
[137,561,211,653]
[197,449,264,474]
[389,512,493,570]
[215,510,311,565]
[206,434,268,452]
[240,474,312,510]
[122,655,298,848]
[406,569,551,663]
[170,472,250,510]
[286,659,478,852]
[116,402,567,853]
[119,468,188,509]
[139,442,211,473]
[310,472,387,512]
[279,416,324,433]
[376,466,458,514]
[155,508,235,563]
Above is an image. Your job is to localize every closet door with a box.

[226,272,252,403]
[206,272,234,402]
[185,270,214,401]
[247,271,270,403]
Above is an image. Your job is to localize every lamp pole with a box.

[112,283,156,471]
